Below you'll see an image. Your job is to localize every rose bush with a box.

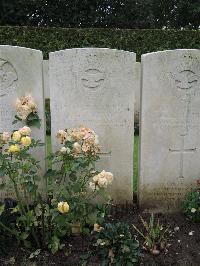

[0,123,113,253]
[0,127,71,253]
[47,126,113,234]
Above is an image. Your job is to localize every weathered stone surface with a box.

[49,48,136,203]
[43,60,49,99]
[139,49,200,211]
[0,45,46,199]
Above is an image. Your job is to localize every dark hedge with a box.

[0,27,199,60]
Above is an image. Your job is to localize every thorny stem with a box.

[7,157,40,248]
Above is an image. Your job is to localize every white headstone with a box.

[49,48,136,203]
[139,49,200,211]
[0,45,46,199]
[43,60,49,99]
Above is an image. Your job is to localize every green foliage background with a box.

[0,27,199,60]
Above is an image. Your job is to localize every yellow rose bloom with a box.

[57,202,70,214]
[21,136,31,146]
[12,131,21,142]
[8,144,20,153]
[93,223,104,232]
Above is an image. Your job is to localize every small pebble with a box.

[174,226,180,232]
[189,231,194,236]
[151,249,160,255]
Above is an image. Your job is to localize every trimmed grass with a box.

[46,135,139,192]
[46,135,51,155]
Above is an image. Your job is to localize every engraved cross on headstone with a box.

[169,66,199,179]
[169,136,197,178]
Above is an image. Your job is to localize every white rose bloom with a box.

[98,177,108,188]
[92,175,99,182]
[191,208,197,213]
[98,170,106,178]
[73,142,81,153]
[105,172,113,184]
[60,147,67,154]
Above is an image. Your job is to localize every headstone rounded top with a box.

[49,47,136,58]
[142,49,200,59]
[0,45,42,54]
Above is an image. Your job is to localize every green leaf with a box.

[0,204,5,215]
[27,113,41,128]
[24,240,32,248]
[0,183,6,190]
[82,227,90,235]
[21,232,29,240]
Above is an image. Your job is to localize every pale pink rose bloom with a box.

[16,105,32,120]
[2,131,10,143]
[83,132,92,140]
[19,126,31,136]
[24,95,37,110]
[70,128,83,141]
[15,95,37,120]
[82,143,90,153]
[86,135,95,144]
[80,126,91,135]
[56,130,67,143]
